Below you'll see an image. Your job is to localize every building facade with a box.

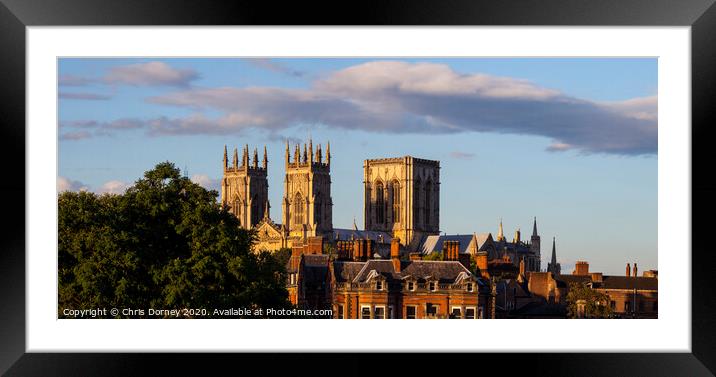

[363,156,440,250]
[220,145,269,229]
[287,237,496,319]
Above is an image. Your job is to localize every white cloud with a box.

[57,177,90,192]
[98,180,130,195]
[191,174,220,192]
[71,61,656,155]
[104,61,198,87]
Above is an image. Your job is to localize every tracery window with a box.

[375,181,385,224]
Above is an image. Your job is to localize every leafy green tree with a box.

[565,282,613,319]
[423,251,442,261]
[58,161,291,318]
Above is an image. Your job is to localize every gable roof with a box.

[349,259,481,285]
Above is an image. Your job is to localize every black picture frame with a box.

[1,0,715,375]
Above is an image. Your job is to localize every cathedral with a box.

[220,141,543,274]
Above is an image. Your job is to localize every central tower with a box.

[281,140,333,240]
[364,156,440,250]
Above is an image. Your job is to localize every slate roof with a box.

[418,234,474,255]
[348,259,483,285]
[601,276,658,290]
[301,254,330,285]
[332,228,393,243]
[557,274,658,291]
[332,261,367,283]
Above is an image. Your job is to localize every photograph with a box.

[57,57,658,320]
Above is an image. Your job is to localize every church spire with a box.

[263,200,270,220]
[497,218,505,242]
[302,143,308,163]
[532,216,538,237]
[294,143,300,165]
[327,141,331,167]
[253,147,259,168]
[232,147,239,170]
[551,237,557,265]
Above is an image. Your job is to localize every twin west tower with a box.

[221,141,335,249]
[220,141,441,251]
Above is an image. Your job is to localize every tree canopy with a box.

[565,282,614,319]
[58,162,291,318]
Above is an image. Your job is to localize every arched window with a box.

[293,192,304,225]
[234,198,243,226]
[413,179,421,225]
[375,181,384,225]
[314,193,322,225]
[391,180,400,224]
[251,195,259,225]
[424,180,431,226]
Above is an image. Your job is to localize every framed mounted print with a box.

[1,0,715,375]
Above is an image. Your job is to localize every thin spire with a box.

[223,145,228,168]
[243,144,249,167]
[294,143,300,165]
[232,147,239,169]
[285,140,290,166]
[327,141,331,167]
[253,147,259,168]
[309,139,313,164]
[532,216,538,237]
[263,200,270,220]
[302,143,308,163]
[551,236,557,265]
[497,218,504,241]
[262,145,268,169]
[317,144,322,163]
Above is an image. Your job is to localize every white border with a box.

[27,27,690,352]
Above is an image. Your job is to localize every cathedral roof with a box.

[332,228,393,244]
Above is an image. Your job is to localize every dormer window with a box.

[376,281,383,291]
[429,282,437,291]
[467,283,473,292]
[407,281,415,291]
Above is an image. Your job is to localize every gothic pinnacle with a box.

[223,145,228,168]
[263,145,268,169]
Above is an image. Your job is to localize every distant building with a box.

[520,261,658,318]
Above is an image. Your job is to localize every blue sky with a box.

[57,58,657,275]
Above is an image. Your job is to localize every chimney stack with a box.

[519,256,525,276]
[476,251,489,279]
[626,263,631,277]
[633,263,638,277]
[391,237,401,272]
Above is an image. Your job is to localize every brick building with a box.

[287,237,496,319]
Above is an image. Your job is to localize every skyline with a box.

[57,58,657,275]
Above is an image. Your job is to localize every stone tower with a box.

[363,156,440,250]
[530,217,541,271]
[220,144,269,229]
[281,140,333,240]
